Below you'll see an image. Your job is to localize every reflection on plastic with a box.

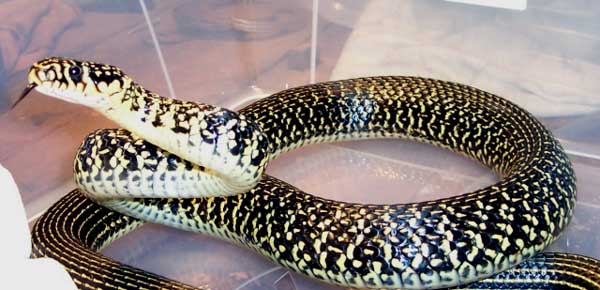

[273,271,298,290]
[231,267,278,290]
[446,0,527,10]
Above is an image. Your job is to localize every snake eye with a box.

[69,66,82,81]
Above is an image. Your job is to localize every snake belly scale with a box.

[24,57,600,289]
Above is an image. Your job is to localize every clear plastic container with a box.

[1,1,599,289]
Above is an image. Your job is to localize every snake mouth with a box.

[11,83,37,109]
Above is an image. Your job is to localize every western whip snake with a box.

[18,57,600,289]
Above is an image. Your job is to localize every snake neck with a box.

[93,82,271,197]
[104,80,157,109]
[100,81,181,147]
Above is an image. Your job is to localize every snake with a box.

[19,57,600,289]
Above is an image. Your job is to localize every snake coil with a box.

[22,57,600,289]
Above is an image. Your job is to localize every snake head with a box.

[13,57,130,110]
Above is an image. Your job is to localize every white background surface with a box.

[0,163,76,289]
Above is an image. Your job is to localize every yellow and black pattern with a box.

[24,57,600,289]
[32,190,600,290]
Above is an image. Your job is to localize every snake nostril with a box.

[42,68,55,81]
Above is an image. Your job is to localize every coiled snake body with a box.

[22,57,600,289]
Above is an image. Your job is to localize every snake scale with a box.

[20,57,600,289]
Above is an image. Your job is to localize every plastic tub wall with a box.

[0,1,598,289]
